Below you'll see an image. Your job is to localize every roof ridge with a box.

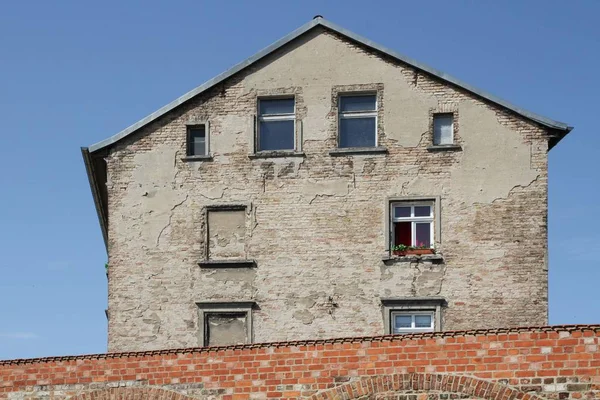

[2,324,598,366]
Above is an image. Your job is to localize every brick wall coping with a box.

[1,324,598,366]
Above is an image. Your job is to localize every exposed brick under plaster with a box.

[0,325,598,399]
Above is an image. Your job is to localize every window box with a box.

[392,248,435,256]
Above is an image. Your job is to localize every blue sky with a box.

[0,1,597,360]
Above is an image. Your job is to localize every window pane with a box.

[188,127,206,156]
[193,138,206,156]
[394,315,412,328]
[340,95,376,112]
[433,114,453,145]
[394,206,411,218]
[259,120,294,151]
[394,221,412,247]
[339,117,376,148]
[415,223,431,247]
[259,98,294,115]
[414,314,432,328]
[414,206,431,217]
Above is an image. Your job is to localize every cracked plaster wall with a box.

[105,28,550,351]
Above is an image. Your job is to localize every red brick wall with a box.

[0,325,598,399]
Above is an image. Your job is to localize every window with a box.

[433,114,453,145]
[381,298,444,335]
[187,124,208,156]
[391,311,434,334]
[391,202,434,248]
[197,302,254,346]
[338,94,377,148]
[257,98,295,151]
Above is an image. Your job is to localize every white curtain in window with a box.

[433,115,453,145]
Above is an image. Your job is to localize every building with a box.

[82,17,572,352]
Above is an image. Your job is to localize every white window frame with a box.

[391,310,435,334]
[257,97,296,152]
[390,201,434,248]
[338,93,378,148]
[433,113,454,145]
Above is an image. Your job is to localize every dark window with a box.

[339,94,377,148]
[258,98,295,151]
[187,125,206,156]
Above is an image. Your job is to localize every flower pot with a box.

[392,248,435,256]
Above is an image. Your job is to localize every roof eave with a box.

[81,147,108,251]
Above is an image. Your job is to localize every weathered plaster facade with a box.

[82,20,571,352]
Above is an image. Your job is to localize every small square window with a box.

[338,94,377,148]
[391,202,434,248]
[257,98,295,151]
[187,125,207,156]
[391,311,434,334]
[433,114,454,145]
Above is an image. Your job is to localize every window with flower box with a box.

[391,202,434,251]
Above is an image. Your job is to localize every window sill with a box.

[426,144,462,152]
[382,253,444,264]
[198,259,256,268]
[182,155,213,162]
[329,147,388,156]
[248,151,305,159]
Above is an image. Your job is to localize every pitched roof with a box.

[85,16,572,154]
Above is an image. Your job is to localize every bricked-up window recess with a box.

[391,202,434,248]
[338,94,377,148]
[197,302,254,346]
[433,113,454,145]
[257,97,295,151]
[187,124,208,156]
[206,206,246,260]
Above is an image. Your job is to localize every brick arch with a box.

[69,386,196,400]
[308,373,547,400]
